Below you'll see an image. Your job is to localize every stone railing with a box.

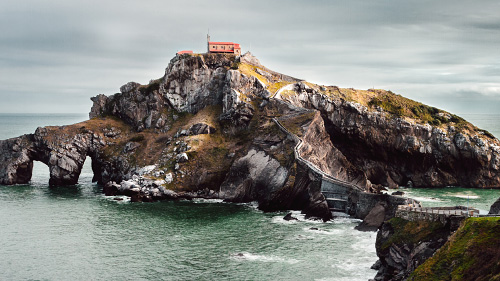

[272,117,359,190]
[396,205,479,223]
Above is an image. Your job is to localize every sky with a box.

[1,0,499,115]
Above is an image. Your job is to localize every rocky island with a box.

[1,52,500,223]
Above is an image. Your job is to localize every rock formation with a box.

[408,217,500,281]
[373,215,500,281]
[279,82,500,188]
[1,52,499,221]
[372,216,462,281]
[489,197,500,214]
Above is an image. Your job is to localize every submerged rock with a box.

[283,213,298,221]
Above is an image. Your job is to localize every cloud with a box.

[0,0,499,114]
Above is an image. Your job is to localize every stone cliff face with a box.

[374,216,500,281]
[0,126,105,186]
[372,216,461,281]
[278,82,500,188]
[408,217,500,281]
[1,52,499,222]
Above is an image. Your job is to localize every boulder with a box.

[123,142,140,153]
[355,202,387,231]
[489,197,500,214]
[103,181,120,196]
[283,213,298,221]
[188,123,216,135]
[176,153,188,163]
[164,173,173,184]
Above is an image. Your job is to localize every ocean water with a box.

[0,113,499,280]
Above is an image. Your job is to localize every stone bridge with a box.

[273,117,371,214]
[272,113,421,219]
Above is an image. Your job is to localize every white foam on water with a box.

[303,227,343,235]
[103,195,131,203]
[191,198,225,204]
[271,211,326,225]
[329,254,377,280]
[230,252,300,264]
[316,278,372,281]
[406,195,444,202]
[235,201,260,211]
[332,217,362,224]
[451,194,480,199]
[350,233,377,254]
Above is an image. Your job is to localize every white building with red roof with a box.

[207,35,241,56]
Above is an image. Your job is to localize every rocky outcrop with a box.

[489,197,500,214]
[220,148,288,201]
[348,190,417,223]
[278,82,500,188]
[355,202,387,231]
[0,127,105,186]
[408,217,500,281]
[0,135,34,185]
[297,110,368,189]
[90,81,164,132]
[89,53,262,132]
[373,217,460,281]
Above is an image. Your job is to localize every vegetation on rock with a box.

[409,217,500,281]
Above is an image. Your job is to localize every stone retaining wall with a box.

[395,206,479,224]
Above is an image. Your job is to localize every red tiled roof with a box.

[208,42,237,45]
[177,50,193,54]
[210,49,236,53]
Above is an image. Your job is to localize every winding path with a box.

[272,117,356,213]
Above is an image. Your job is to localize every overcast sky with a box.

[1,0,499,115]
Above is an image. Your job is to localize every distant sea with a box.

[460,113,500,139]
[0,113,499,280]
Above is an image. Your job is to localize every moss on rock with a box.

[409,217,500,281]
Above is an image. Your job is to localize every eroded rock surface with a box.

[279,82,500,188]
[373,217,459,281]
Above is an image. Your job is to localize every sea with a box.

[0,113,499,281]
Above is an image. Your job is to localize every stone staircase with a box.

[273,117,358,215]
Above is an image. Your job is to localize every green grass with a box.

[409,217,500,281]
[366,91,467,127]
[238,63,268,85]
[268,81,292,94]
[138,78,161,95]
[380,217,448,252]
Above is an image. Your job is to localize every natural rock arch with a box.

[0,128,104,186]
